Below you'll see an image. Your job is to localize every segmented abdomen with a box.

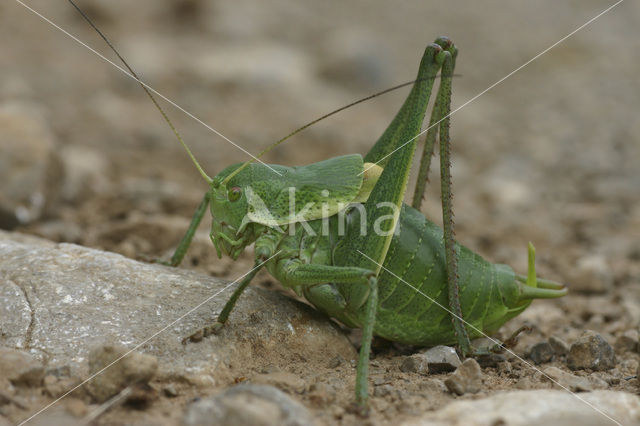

[373,204,505,345]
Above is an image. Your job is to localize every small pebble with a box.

[86,344,158,403]
[444,359,483,395]
[184,374,217,389]
[373,384,394,397]
[63,398,88,418]
[259,365,280,374]
[567,330,616,371]
[471,337,499,353]
[475,353,506,368]
[548,336,570,356]
[373,377,388,386]
[331,405,345,419]
[163,384,178,397]
[182,383,313,426]
[400,354,429,375]
[43,375,57,387]
[0,348,44,387]
[251,372,306,394]
[570,254,614,294]
[602,374,619,386]
[327,355,344,369]
[543,366,594,392]
[308,382,335,406]
[497,361,512,375]
[620,358,638,372]
[615,330,638,353]
[515,377,536,390]
[126,383,158,407]
[44,376,81,398]
[45,365,71,378]
[529,341,555,364]
[418,378,447,393]
[587,375,608,389]
[422,345,461,373]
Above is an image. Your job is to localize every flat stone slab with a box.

[0,231,356,382]
[403,389,640,426]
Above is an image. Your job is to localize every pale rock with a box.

[528,341,554,364]
[183,383,314,426]
[251,372,307,394]
[402,390,640,426]
[0,231,355,396]
[400,354,430,375]
[444,358,483,395]
[615,329,638,353]
[86,344,158,403]
[0,348,44,387]
[548,335,570,356]
[543,366,595,392]
[421,345,461,373]
[567,330,616,371]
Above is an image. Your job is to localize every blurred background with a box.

[1,0,639,339]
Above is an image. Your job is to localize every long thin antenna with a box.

[67,0,457,187]
[221,74,455,184]
[67,0,213,184]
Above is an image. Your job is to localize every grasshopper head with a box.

[208,164,258,260]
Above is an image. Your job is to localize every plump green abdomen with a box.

[371,204,518,346]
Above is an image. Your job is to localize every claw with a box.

[181,322,224,345]
[434,36,452,49]
[347,401,370,418]
[502,325,532,348]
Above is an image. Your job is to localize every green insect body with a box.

[74,19,567,411]
[202,155,558,345]
[160,38,568,411]
[208,159,556,348]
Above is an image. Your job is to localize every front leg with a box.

[182,232,282,343]
[160,192,210,267]
[182,261,263,343]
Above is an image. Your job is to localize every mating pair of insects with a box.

[70,2,567,413]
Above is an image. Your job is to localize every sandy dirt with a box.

[1,0,639,424]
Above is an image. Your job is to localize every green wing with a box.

[225,154,365,226]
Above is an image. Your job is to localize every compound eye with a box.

[228,186,242,201]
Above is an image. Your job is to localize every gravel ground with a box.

[1,1,639,425]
